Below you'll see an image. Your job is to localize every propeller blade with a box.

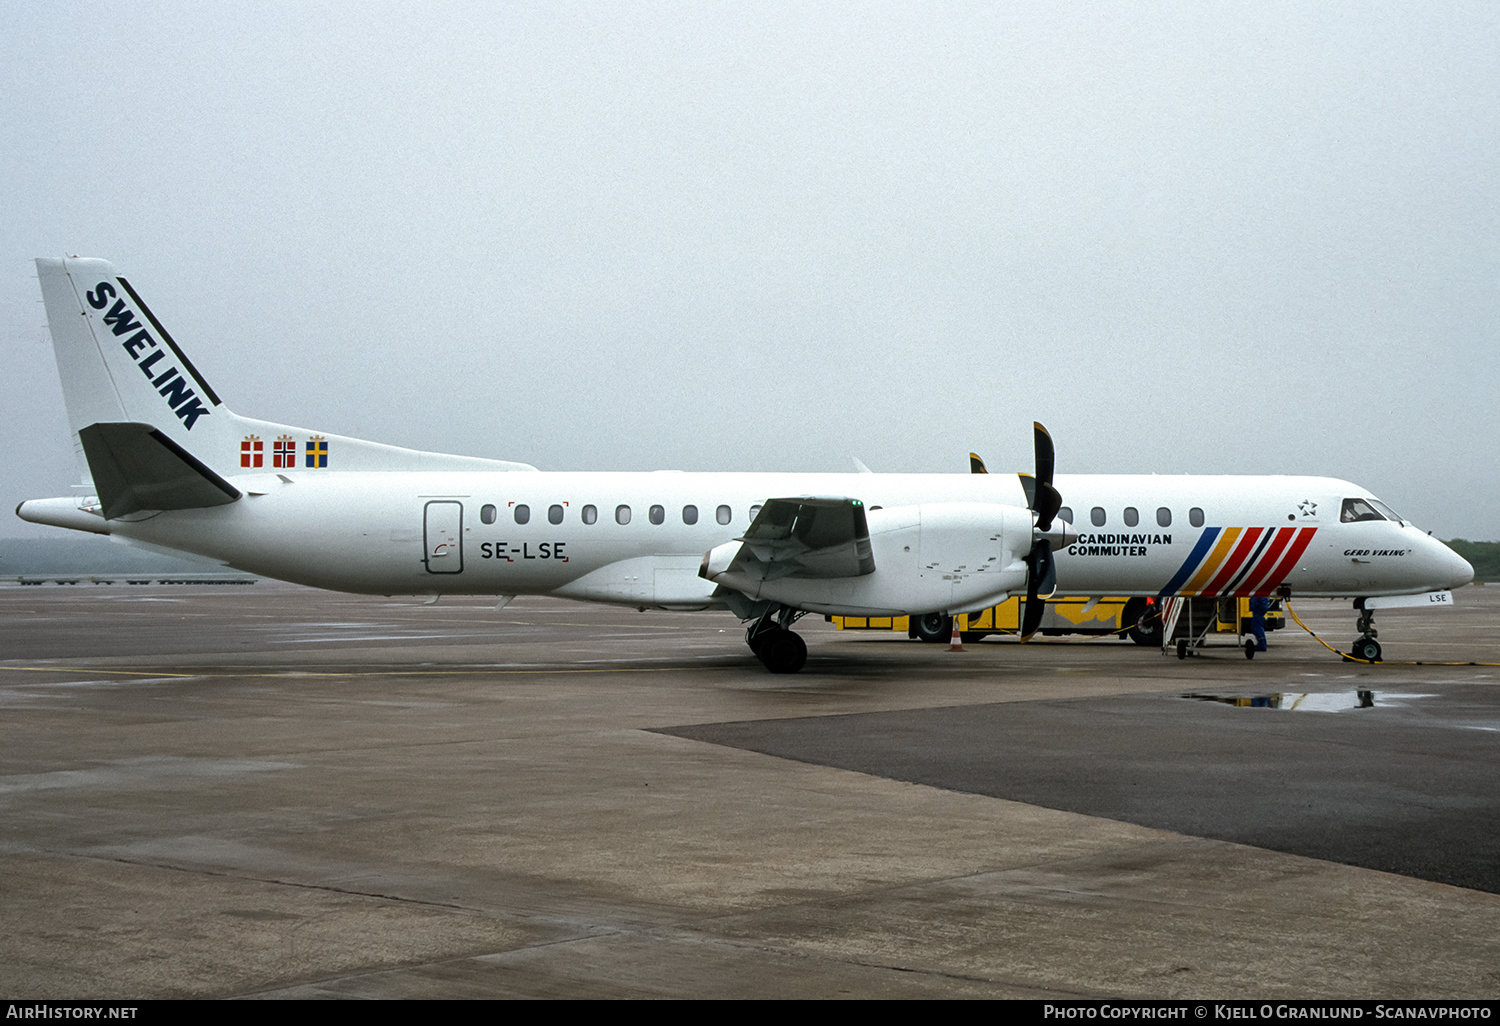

[1036,540,1058,597]
[969,452,988,475]
[1033,422,1055,490]
[1022,424,1062,641]
[1021,590,1044,639]
[1034,480,1062,533]
[1017,472,1037,510]
[1021,540,1055,639]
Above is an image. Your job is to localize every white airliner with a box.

[18,258,1473,672]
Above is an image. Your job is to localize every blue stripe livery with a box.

[1158,527,1221,597]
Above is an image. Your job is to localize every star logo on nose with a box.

[1298,500,1318,518]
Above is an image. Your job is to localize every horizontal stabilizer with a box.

[79,422,242,520]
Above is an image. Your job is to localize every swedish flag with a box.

[306,436,329,468]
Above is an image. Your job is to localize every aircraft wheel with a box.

[1124,598,1160,647]
[1351,637,1382,663]
[1244,639,1256,660]
[913,613,953,644]
[759,630,807,674]
[746,626,779,656]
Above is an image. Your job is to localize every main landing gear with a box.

[746,605,808,674]
[1123,597,1162,647]
[1348,606,1382,663]
[911,612,954,644]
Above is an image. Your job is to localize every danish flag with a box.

[240,435,263,468]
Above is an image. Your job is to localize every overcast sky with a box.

[3,1,1497,539]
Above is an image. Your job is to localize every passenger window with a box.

[480,504,497,525]
[1157,507,1172,527]
[582,504,597,525]
[649,505,665,525]
[1058,507,1073,524]
[615,504,631,525]
[1189,507,1204,528]
[749,504,763,520]
[1091,507,1106,527]
[683,505,698,525]
[514,504,530,525]
[1123,507,1138,527]
[548,504,564,525]
[716,505,731,525]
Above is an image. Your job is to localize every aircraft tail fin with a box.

[37,258,228,474]
[34,257,536,507]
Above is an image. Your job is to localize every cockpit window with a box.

[1369,498,1404,524]
[1341,498,1387,523]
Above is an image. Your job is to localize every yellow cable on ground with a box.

[1283,599,1500,667]
[990,598,1500,664]
[1283,600,1373,663]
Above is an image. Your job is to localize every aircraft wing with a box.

[714,497,876,582]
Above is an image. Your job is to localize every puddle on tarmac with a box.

[1181,690,1436,712]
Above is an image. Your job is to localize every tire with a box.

[747,626,779,656]
[912,612,954,644]
[1244,639,1256,660]
[759,630,808,674]
[1351,637,1382,663]
[1124,598,1161,647]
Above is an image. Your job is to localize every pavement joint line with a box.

[623,921,1106,997]
[1,664,718,678]
[239,939,614,998]
[640,929,1044,991]
[73,850,486,914]
[239,926,832,998]
[253,915,1067,998]
[44,833,1345,949]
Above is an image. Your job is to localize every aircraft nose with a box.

[1446,546,1475,589]
[1424,535,1474,590]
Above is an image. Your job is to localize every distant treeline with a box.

[1445,540,1500,583]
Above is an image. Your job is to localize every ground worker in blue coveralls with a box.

[1249,596,1271,652]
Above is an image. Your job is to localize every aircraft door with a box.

[424,500,464,574]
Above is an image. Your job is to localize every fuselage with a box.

[34,469,1470,612]
[22,256,1476,675]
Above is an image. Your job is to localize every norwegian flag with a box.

[273,435,297,469]
[240,435,263,468]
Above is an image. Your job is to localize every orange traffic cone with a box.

[949,620,964,652]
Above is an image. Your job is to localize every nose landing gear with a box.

[1347,607,1382,663]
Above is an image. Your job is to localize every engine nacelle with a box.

[708,502,1033,616]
